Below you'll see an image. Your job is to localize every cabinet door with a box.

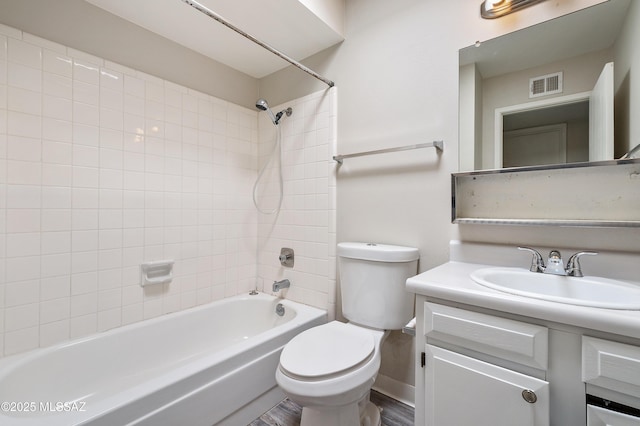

[425,345,549,426]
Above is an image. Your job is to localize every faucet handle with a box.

[279,248,294,267]
[565,251,598,277]
[517,247,545,273]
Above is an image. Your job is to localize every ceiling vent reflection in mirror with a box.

[529,72,563,98]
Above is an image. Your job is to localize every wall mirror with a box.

[458,0,635,172]
[454,0,640,227]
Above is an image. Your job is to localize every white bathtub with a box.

[0,293,326,426]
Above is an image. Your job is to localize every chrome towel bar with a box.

[333,141,443,164]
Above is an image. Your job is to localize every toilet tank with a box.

[337,242,419,330]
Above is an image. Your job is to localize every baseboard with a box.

[372,374,415,407]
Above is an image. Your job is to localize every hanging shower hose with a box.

[252,125,283,214]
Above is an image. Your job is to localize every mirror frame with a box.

[452,158,640,227]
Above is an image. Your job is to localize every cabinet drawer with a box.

[587,405,640,426]
[424,302,548,369]
[583,336,640,398]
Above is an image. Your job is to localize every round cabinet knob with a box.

[521,389,537,404]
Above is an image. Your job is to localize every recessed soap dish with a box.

[140,260,175,287]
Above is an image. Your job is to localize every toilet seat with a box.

[280,322,375,380]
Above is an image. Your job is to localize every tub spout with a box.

[272,279,290,292]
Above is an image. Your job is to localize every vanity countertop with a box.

[407,261,640,341]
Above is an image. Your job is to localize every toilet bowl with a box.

[275,242,419,426]
[276,321,387,426]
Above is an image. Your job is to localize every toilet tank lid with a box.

[337,242,419,262]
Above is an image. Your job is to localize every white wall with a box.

[263,0,640,398]
[299,0,345,36]
[264,0,624,269]
[614,0,640,155]
[458,63,483,171]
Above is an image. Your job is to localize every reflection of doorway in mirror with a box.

[495,93,589,168]
[494,62,614,168]
[503,123,567,167]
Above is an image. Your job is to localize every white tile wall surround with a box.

[0,24,336,358]
[257,89,337,319]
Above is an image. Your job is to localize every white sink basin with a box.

[470,267,640,310]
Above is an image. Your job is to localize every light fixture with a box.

[481,0,547,19]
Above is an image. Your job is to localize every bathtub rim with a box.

[0,292,322,367]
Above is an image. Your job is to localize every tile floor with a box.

[249,390,414,426]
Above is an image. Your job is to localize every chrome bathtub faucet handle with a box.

[565,251,598,277]
[517,246,545,273]
[279,248,294,267]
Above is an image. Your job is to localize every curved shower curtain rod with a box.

[181,0,335,88]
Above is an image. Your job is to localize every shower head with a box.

[256,98,278,125]
[255,98,269,111]
[255,98,292,125]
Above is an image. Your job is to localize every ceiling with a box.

[460,0,630,78]
[84,0,345,79]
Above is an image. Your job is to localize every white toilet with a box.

[276,242,419,426]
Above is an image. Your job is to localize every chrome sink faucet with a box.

[272,279,290,292]
[517,247,597,277]
[545,250,566,275]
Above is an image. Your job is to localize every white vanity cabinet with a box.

[415,297,640,426]
[422,302,550,426]
[406,247,640,426]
